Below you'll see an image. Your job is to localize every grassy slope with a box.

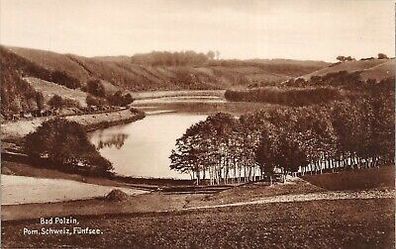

[302,58,395,81]
[8,46,90,81]
[7,46,329,91]
[25,77,88,107]
[360,59,395,81]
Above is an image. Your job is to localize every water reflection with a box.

[89,113,207,179]
[95,133,129,149]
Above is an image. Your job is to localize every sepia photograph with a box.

[0,0,394,248]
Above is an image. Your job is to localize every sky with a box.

[0,0,394,61]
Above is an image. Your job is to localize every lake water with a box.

[89,113,207,179]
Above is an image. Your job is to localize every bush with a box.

[24,119,113,175]
[107,91,134,106]
[48,95,80,109]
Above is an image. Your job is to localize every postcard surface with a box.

[1,0,394,248]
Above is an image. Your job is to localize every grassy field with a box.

[2,163,394,248]
[25,77,88,106]
[2,198,394,249]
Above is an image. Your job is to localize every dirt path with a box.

[185,189,395,211]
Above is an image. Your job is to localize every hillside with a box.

[225,57,395,105]
[302,58,395,82]
[1,45,330,116]
[0,47,42,117]
[360,59,395,81]
[7,46,329,91]
[25,77,88,107]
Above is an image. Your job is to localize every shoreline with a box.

[1,108,146,142]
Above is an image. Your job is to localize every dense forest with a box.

[171,81,394,185]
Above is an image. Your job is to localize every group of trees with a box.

[336,56,355,62]
[84,79,134,107]
[284,71,363,88]
[49,70,81,89]
[48,95,80,110]
[86,91,134,107]
[224,87,341,106]
[130,50,218,66]
[24,119,113,175]
[171,87,394,185]
[337,53,388,62]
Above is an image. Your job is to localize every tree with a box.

[122,93,134,106]
[378,53,388,59]
[86,79,106,97]
[336,55,354,62]
[107,91,134,106]
[336,56,346,62]
[215,51,220,60]
[206,51,215,60]
[86,95,106,107]
[24,118,113,175]
[255,124,278,178]
[36,92,45,110]
[48,95,64,109]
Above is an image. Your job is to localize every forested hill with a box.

[5,46,329,91]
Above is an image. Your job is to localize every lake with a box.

[89,93,273,179]
[89,112,207,179]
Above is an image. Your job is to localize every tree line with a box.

[224,87,342,106]
[170,86,394,185]
[130,50,218,66]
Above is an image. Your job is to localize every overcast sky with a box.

[0,0,394,61]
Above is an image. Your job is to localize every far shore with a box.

[1,108,145,142]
